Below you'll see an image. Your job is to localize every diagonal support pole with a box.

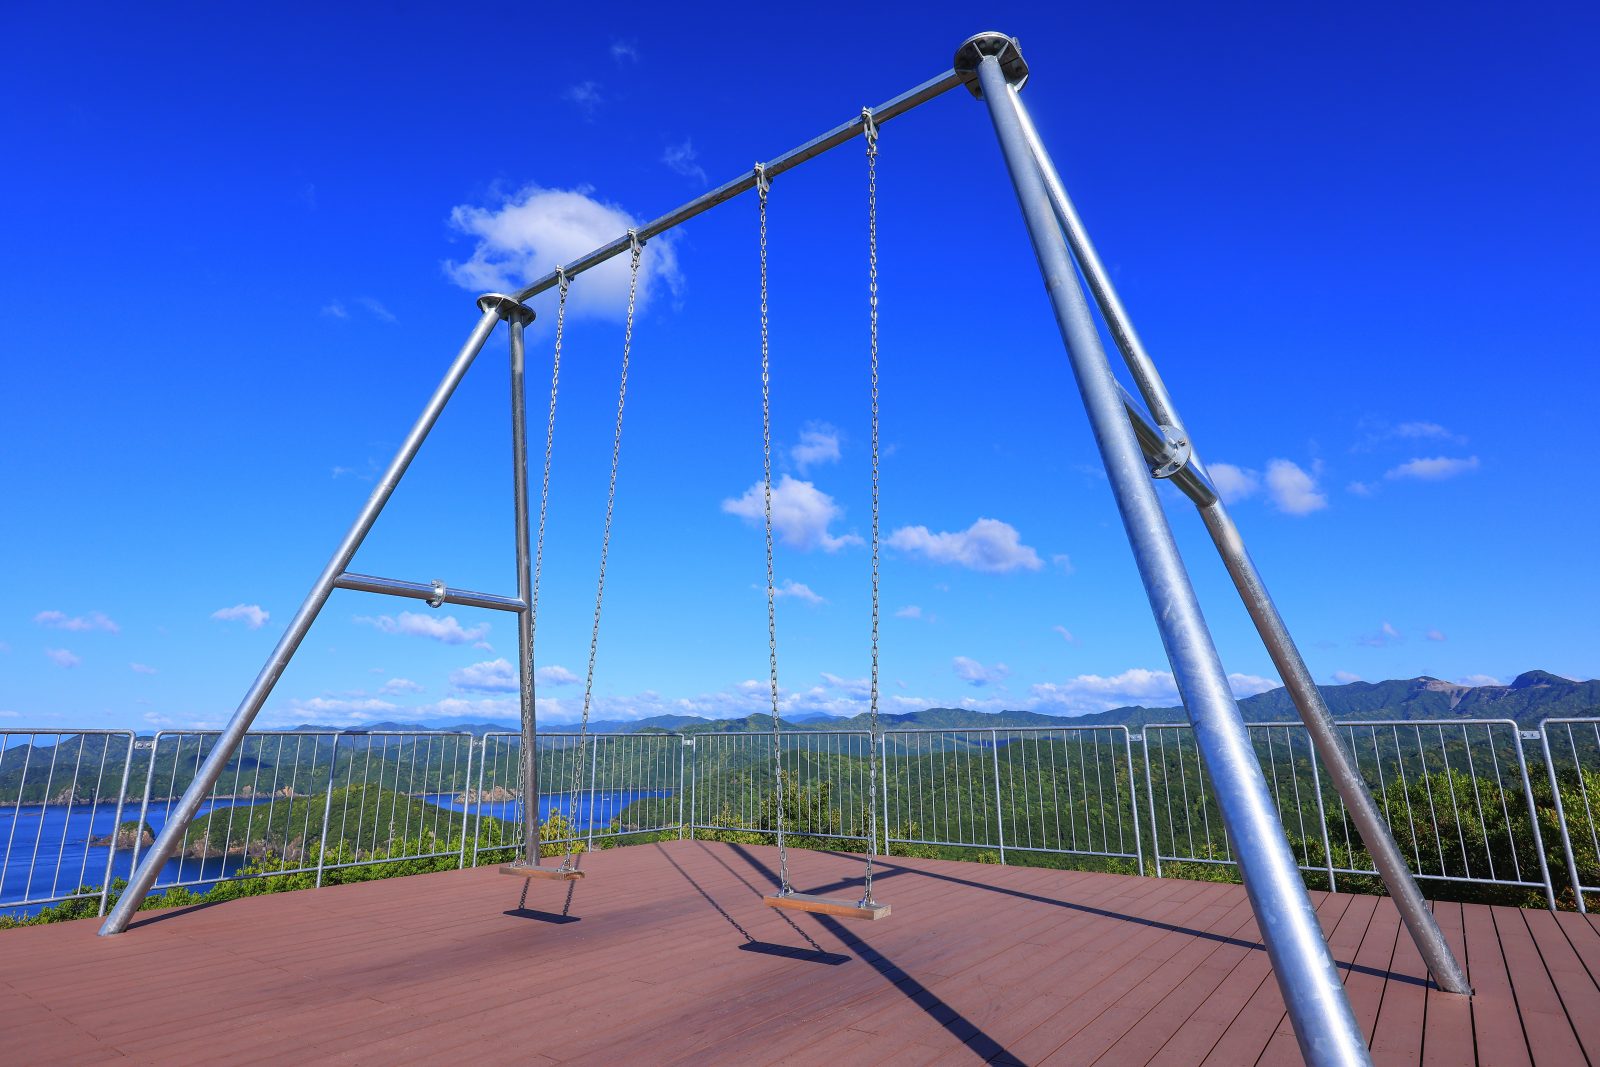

[98,305,504,935]
[1006,82,1472,995]
[960,34,1371,1066]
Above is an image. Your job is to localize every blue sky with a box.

[2,3,1596,731]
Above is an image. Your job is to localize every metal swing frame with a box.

[97,29,1464,1067]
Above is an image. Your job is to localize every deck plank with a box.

[1463,899,1534,1066]
[1421,901,1476,1067]
[4,842,1600,1065]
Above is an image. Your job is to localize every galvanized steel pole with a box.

[99,306,504,935]
[488,293,543,868]
[961,34,1370,1066]
[1006,84,1471,995]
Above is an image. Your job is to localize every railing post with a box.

[991,729,1007,865]
[1508,725,1558,910]
[688,737,698,840]
[98,733,137,918]
[585,737,601,853]
[881,733,892,854]
[677,735,687,840]
[1142,730,1163,877]
[126,734,161,884]
[315,735,338,888]
[1306,731,1336,892]
[1123,728,1145,878]
[458,737,475,869]
[1542,722,1586,913]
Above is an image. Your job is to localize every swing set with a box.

[98,31,1474,1067]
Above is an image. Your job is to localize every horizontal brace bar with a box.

[510,69,965,304]
[333,572,526,613]
[1118,384,1219,506]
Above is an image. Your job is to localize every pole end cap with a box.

[476,293,536,326]
[954,32,1029,98]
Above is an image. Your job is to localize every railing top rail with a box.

[1540,717,1600,728]
[1145,717,1526,731]
[883,724,1130,736]
[0,729,135,736]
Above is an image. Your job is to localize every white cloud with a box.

[536,665,580,686]
[662,139,708,185]
[895,605,923,620]
[45,648,80,669]
[790,423,841,472]
[212,603,269,629]
[356,297,395,323]
[722,475,861,552]
[1459,674,1502,687]
[1384,456,1480,481]
[820,673,871,698]
[295,696,399,714]
[1028,668,1278,714]
[1229,673,1279,697]
[451,658,517,693]
[1347,481,1375,497]
[1425,629,1447,642]
[356,612,489,645]
[445,185,682,321]
[35,610,119,633]
[321,301,348,319]
[380,677,424,695]
[562,81,602,117]
[130,662,157,675]
[1358,621,1403,648]
[610,40,638,63]
[887,518,1043,573]
[1052,625,1077,643]
[1264,460,1327,515]
[1051,554,1075,574]
[1394,421,1466,444]
[1331,671,1363,684]
[1208,463,1261,504]
[0,710,17,718]
[953,656,1009,688]
[773,579,825,605]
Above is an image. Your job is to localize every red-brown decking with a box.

[4,840,1599,1065]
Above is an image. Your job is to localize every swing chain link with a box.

[862,107,881,904]
[565,234,642,869]
[755,162,790,897]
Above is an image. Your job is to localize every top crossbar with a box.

[509,70,966,304]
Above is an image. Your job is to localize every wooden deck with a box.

[4,840,1599,1065]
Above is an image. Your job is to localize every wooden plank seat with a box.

[763,891,890,920]
[499,863,585,881]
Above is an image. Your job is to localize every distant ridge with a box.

[285,670,1599,736]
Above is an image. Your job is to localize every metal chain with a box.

[564,234,641,869]
[531,269,567,656]
[862,107,881,905]
[529,269,566,869]
[755,162,790,896]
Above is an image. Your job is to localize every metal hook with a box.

[754,162,770,197]
[861,107,879,145]
[627,229,643,255]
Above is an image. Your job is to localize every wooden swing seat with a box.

[499,863,585,881]
[763,892,890,920]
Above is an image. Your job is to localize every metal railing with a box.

[1,731,136,915]
[1541,717,1600,912]
[1143,719,1556,906]
[880,727,1142,868]
[11,715,1600,921]
[469,732,683,865]
[687,731,878,843]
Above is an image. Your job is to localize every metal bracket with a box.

[953,32,1029,98]
[1148,424,1192,479]
[426,579,446,609]
[475,292,536,326]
